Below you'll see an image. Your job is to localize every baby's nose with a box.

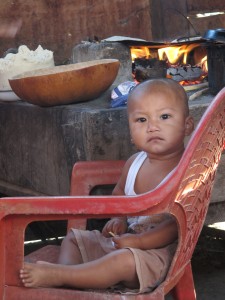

[147,120,158,131]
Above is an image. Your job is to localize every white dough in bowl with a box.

[0,45,54,90]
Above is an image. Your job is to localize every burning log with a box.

[167,65,204,81]
[133,58,167,82]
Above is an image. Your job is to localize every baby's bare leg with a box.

[20,249,139,289]
[57,231,83,265]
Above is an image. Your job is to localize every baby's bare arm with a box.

[102,172,127,237]
[102,154,138,238]
[113,218,177,250]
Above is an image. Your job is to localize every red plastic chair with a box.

[1,87,225,300]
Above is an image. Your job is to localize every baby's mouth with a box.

[148,136,163,142]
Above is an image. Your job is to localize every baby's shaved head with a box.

[128,78,189,117]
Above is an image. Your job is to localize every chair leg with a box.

[171,262,196,300]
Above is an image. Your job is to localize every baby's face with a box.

[128,88,190,157]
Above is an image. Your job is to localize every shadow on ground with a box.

[166,226,225,299]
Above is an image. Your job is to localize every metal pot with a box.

[203,28,225,43]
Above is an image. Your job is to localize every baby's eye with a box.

[137,117,146,123]
[160,114,171,120]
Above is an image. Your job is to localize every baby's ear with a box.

[184,116,194,136]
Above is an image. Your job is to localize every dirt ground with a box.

[191,252,225,300]
[191,229,225,300]
[166,226,225,300]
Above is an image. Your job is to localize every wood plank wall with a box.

[150,0,225,40]
[0,0,225,64]
[187,0,225,38]
[0,0,152,64]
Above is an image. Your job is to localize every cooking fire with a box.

[131,43,208,88]
[72,33,225,97]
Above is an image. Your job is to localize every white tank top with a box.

[124,151,175,196]
[125,151,147,196]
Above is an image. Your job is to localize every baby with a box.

[20,78,194,294]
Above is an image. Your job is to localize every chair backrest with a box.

[70,160,125,196]
[163,87,225,291]
[68,160,125,230]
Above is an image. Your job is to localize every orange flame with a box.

[130,46,151,61]
[158,46,184,64]
[200,55,208,73]
[158,44,201,65]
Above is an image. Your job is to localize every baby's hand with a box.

[102,217,127,237]
[112,233,140,249]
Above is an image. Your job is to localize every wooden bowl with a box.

[9,59,120,106]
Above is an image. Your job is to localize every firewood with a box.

[167,65,204,81]
[133,58,167,82]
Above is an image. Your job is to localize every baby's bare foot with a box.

[20,262,66,288]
